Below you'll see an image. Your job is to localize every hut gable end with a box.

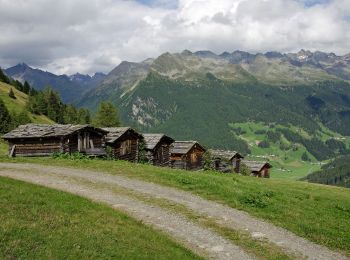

[103,127,143,162]
[242,160,272,178]
[142,133,174,166]
[170,141,205,155]
[143,133,174,151]
[170,141,206,170]
[209,149,243,173]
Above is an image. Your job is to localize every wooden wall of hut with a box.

[107,133,140,162]
[212,158,242,173]
[63,130,104,153]
[252,167,270,178]
[147,144,171,166]
[171,146,205,170]
[8,138,62,157]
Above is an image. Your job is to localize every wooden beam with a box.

[78,133,81,151]
[9,145,16,158]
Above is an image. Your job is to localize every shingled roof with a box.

[209,149,243,161]
[102,127,142,143]
[170,141,205,154]
[2,124,106,139]
[143,133,174,150]
[242,160,272,172]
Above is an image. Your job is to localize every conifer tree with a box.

[23,81,31,94]
[8,88,16,99]
[14,80,23,92]
[93,101,120,127]
[63,104,78,124]
[77,108,91,124]
[301,152,310,161]
[0,68,10,84]
[0,98,12,133]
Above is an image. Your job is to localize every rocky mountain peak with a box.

[296,49,313,60]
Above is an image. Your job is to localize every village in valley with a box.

[2,124,272,178]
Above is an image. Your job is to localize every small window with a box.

[120,140,132,155]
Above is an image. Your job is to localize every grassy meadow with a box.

[0,176,200,259]
[230,122,350,180]
[0,139,7,156]
[0,81,53,124]
[1,156,349,256]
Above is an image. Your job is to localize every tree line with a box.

[302,155,350,188]
[0,68,120,134]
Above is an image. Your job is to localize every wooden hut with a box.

[242,160,272,178]
[209,149,243,173]
[2,124,107,157]
[142,133,174,166]
[170,141,206,170]
[103,127,143,162]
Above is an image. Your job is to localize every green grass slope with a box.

[230,122,350,180]
[0,176,199,259]
[0,139,7,155]
[0,81,53,124]
[2,157,349,257]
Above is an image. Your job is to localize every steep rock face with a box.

[5,64,105,103]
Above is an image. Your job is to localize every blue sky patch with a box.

[135,0,178,9]
[302,0,331,7]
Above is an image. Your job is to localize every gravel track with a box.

[0,163,347,260]
[0,166,253,260]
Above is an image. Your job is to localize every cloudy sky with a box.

[0,0,349,75]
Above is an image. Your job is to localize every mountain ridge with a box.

[76,49,350,172]
[4,64,106,103]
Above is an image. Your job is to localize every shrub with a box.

[254,129,266,135]
[301,152,311,162]
[240,164,251,176]
[258,140,270,148]
[266,130,281,143]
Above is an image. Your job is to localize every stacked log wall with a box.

[9,138,61,157]
[186,146,205,170]
[152,144,171,166]
[108,131,140,162]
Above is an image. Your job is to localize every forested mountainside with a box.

[0,69,53,129]
[0,68,91,135]
[77,50,350,165]
[5,63,106,103]
[303,155,350,188]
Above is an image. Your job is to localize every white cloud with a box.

[0,0,349,75]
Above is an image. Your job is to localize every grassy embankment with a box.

[0,176,200,259]
[230,122,350,180]
[1,156,349,257]
[0,81,53,124]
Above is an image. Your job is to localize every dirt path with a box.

[0,168,253,260]
[0,163,346,260]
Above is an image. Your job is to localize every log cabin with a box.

[2,124,107,157]
[142,133,174,166]
[242,160,272,178]
[170,141,206,170]
[103,127,143,162]
[209,149,244,173]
